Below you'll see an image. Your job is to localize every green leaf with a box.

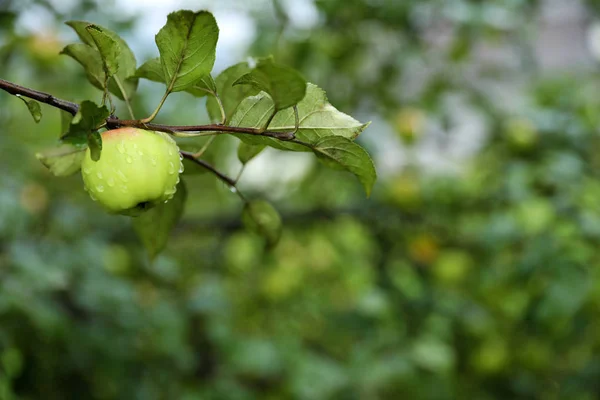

[135,57,165,82]
[36,143,86,176]
[62,101,109,145]
[60,43,105,90]
[133,180,188,259]
[60,110,74,134]
[206,62,260,123]
[233,57,306,111]
[65,21,138,100]
[312,136,377,197]
[186,75,217,97]
[85,24,120,76]
[16,95,42,123]
[230,83,370,151]
[242,200,282,247]
[237,142,265,165]
[87,131,103,162]
[155,10,219,92]
[136,58,217,99]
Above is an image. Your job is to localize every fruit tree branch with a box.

[0,78,295,141]
[0,78,80,115]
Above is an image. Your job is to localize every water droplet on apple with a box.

[96,185,105,193]
[96,171,103,179]
[178,162,184,173]
[168,161,175,174]
[107,177,115,187]
[168,148,174,156]
[126,156,132,164]
[117,171,128,182]
[83,167,91,175]
[151,157,157,166]
[89,193,97,201]
[120,185,128,193]
[117,141,125,154]
[138,151,144,156]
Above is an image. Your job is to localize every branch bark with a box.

[0,78,80,115]
[0,78,295,140]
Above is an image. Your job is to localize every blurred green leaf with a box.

[87,130,102,162]
[60,110,74,135]
[155,10,218,92]
[36,143,86,176]
[186,75,217,97]
[60,43,105,90]
[237,142,265,165]
[133,180,188,259]
[313,136,376,196]
[206,62,260,123]
[234,57,307,111]
[135,57,164,82]
[1,348,23,379]
[231,83,369,151]
[85,24,120,77]
[65,20,138,100]
[16,95,42,123]
[242,200,282,247]
[62,101,109,145]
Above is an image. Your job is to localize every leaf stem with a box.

[261,108,277,132]
[141,88,170,124]
[192,136,216,158]
[292,105,299,133]
[114,76,136,119]
[215,93,226,124]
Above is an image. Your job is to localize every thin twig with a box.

[180,151,247,202]
[0,78,79,115]
[0,78,297,141]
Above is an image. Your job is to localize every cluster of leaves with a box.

[28,9,375,256]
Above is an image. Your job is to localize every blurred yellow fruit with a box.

[388,173,421,210]
[27,32,62,62]
[393,107,426,145]
[408,234,439,265]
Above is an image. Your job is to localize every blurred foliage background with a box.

[2,0,600,399]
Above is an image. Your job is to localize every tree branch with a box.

[180,151,247,202]
[0,78,79,115]
[0,77,296,141]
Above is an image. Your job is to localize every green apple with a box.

[81,128,183,216]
